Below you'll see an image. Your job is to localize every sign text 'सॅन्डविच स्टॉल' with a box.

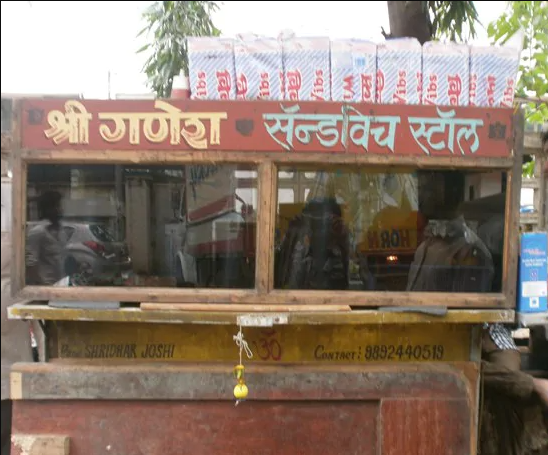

[262,103,490,156]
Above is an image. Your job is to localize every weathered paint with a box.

[12,400,469,455]
[20,98,513,157]
[10,362,475,401]
[8,303,516,325]
[10,362,476,455]
[51,321,473,363]
[11,435,69,455]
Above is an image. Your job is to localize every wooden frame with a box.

[11,98,522,308]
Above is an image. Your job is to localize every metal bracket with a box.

[237,313,289,327]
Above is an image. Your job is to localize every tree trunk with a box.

[386,1,432,44]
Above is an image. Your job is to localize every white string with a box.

[233,325,253,364]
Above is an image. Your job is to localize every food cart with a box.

[7,95,522,454]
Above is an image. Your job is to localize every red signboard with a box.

[20,98,513,157]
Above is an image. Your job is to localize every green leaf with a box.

[487,0,548,125]
[427,1,480,42]
[137,1,221,97]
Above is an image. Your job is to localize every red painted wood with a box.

[13,401,379,455]
[20,98,513,157]
[11,364,476,455]
[381,399,469,455]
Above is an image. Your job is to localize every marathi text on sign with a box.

[20,98,512,157]
[263,104,484,156]
[44,100,227,149]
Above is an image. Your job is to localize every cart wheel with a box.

[65,256,79,276]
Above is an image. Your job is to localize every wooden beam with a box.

[15,285,510,307]
[255,161,276,294]
[19,149,514,170]
[8,303,516,325]
[140,303,351,312]
[502,109,523,306]
[11,435,69,455]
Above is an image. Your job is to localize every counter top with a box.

[8,302,515,325]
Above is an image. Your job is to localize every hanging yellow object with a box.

[234,383,249,400]
[233,364,249,400]
[232,328,253,403]
[234,364,245,380]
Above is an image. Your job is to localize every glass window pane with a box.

[25,163,257,289]
[279,171,294,179]
[274,166,506,293]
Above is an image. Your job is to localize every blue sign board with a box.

[518,232,548,313]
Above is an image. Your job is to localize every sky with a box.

[0,0,509,98]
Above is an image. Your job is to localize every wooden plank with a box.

[19,98,514,158]
[0,132,11,151]
[502,109,524,306]
[524,129,543,152]
[8,303,516,325]
[49,321,472,363]
[11,100,25,295]
[521,178,539,189]
[11,435,69,455]
[19,149,514,168]
[381,399,469,455]
[10,361,474,400]
[520,212,540,225]
[537,154,546,229]
[17,285,509,307]
[255,161,276,293]
[12,401,378,455]
[140,303,351,312]
[267,290,508,307]
[11,363,478,454]
[1,97,12,133]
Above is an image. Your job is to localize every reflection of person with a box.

[407,171,494,293]
[25,191,67,285]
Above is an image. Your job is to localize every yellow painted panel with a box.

[55,322,473,363]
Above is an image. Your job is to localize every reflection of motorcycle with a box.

[67,259,130,287]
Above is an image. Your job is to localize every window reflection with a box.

[25,164,257,289]
[274,167,506,293]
